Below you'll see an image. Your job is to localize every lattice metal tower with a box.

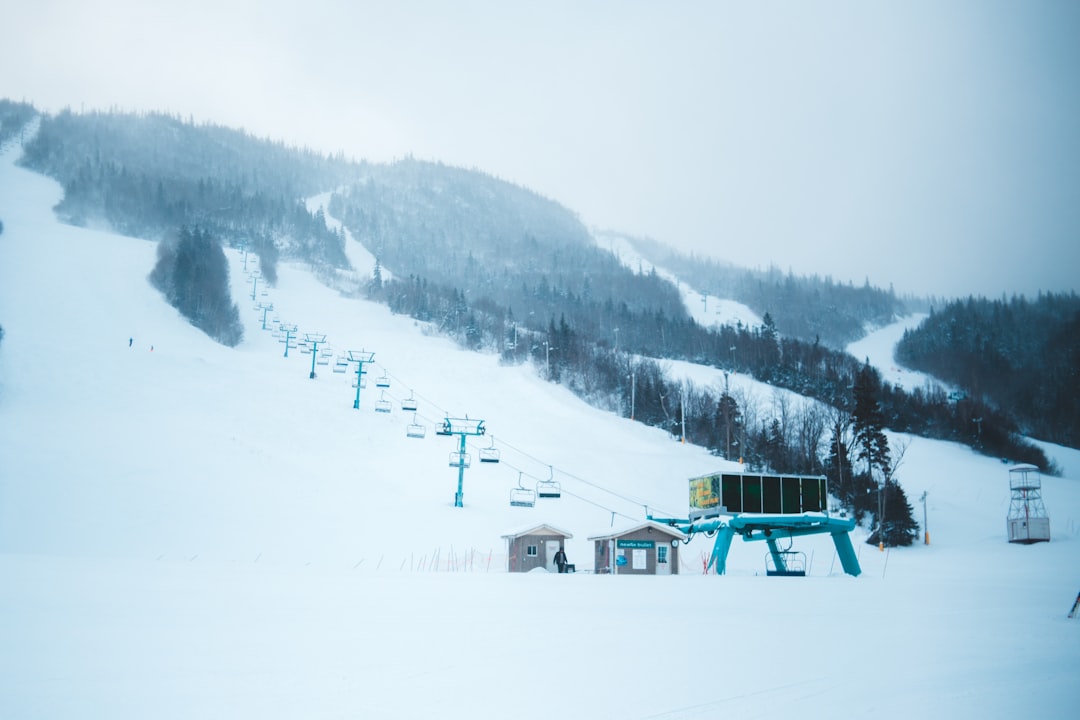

[1006,464,1050,544]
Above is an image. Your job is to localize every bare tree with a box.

[795,400,829,474]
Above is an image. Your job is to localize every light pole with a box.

[680,389,687,444]
[723,371,732,459]
[920,490,929,545]
[544,340,556,380]
[877,468,886,552]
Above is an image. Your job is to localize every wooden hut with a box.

[502,524,574,573]
[589,521,686,575]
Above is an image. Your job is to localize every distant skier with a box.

[554,546,569,573]
[128,337,133,347]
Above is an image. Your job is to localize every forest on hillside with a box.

[329,161,690,353]
[896,293,1080,448]
[621,234,910,348]
[2,102,1055,487]
[0,100,37,147]
[15,106,355,281]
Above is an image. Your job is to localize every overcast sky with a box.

[2,0,1078,300]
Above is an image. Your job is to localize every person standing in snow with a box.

[554,546,569,573]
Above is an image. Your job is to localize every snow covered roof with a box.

[500,523,573,540]
[587,520,687,542]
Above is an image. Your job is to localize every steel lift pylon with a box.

[649,512,862,577]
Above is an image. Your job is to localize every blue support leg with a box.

[709,526,736,575]
[766,538,788,573]
[831,530,862,577]
[454,433,466,507]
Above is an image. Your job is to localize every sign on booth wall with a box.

[632,549,647,569]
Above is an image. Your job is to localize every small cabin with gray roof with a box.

[502,524,573,573]
[589,521,687,575]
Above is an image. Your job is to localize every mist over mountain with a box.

[0,100,1066,467]
[619,233,912,349]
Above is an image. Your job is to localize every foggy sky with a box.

[2,0,1078,300]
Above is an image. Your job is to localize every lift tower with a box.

[440,417,486,508]
[1007,464,1050,543]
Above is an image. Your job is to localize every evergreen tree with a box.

[866,480,920,547]
[369,257,383,297]
[851,360,894,531]
[715,389,742,461]
[762,418,788,472]
[149,226,243,346]
[851,361,891,478]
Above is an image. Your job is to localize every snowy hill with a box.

[847,313,954,394]
[596,229,763,329]
[2,134,1079,719]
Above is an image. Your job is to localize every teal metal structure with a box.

[348,350,375,409]
[441,417,486,507]
[305,333,326,379]
[649,512,862,577]
[258,302,274,330]
[279,323,297,358]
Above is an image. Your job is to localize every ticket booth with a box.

[589,521,686,575]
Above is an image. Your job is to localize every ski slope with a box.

[1,134,1078,719]
[595,230,763,330]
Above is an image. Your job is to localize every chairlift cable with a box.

[557,487,640,524]
[498,458,637,522]
[295,334,674,518]
[493,434,676,515]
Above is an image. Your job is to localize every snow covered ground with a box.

[2,136,1078,719]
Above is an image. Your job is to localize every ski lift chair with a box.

[449,451,471,468]
[401,393,418,412]
[479,436,500,463]
[764,533,806,576]
[510,473,536,507]
[765,550,807,577]
[536,480,561,499]
[406,414,426,439]
[375,391,392,413]
[536,466,561,499]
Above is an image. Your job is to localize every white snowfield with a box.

[1,134,1078,719]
